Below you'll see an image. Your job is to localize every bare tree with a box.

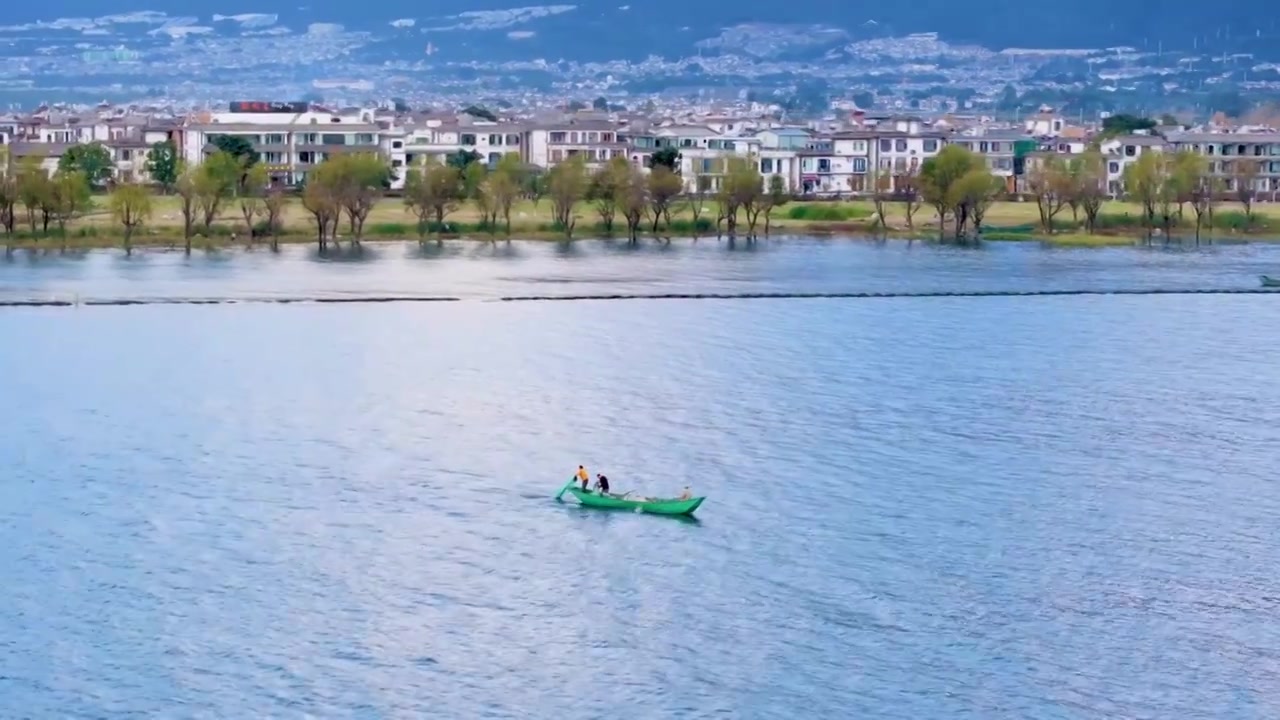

[1233,158,1260,223]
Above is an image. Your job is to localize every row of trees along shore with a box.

[403,146,791,243]
[0,139,1272,254]
[1024,146,1269,244]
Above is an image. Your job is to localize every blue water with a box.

[3,237,1280,302]
[4,240,1280,718]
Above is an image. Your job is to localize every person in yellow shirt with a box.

[576,465,590,491]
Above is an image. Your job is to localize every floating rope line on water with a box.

[2,289,1279,307]
[497,289,1280,301]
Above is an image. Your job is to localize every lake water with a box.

[3,235,1280,302]
[4,238,1280,718]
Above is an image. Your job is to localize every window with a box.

[505,134,521,145]
[550,149,564,162]
[1124,145,1136,157]
[1207,145,1216,155]
[724,142,736,152]
[549,132,566,143]
[300,133,317,145]
[852,157,868,173]
[266,133,285,144]
[895,139,907,152]
[818,158,831,173]
[601,133,614,143]
[489,134,501,145]
[355,133,375,145]
[923,139,938,152]
[760,158,774,173]
[461,133,477,146]
[320,133,346,145]
[893,158,906,172]
[570,132,579,143]
[979,142,989,153]
[587,132,598,142]
[879,139,892,152]
[1221,144,1234,156]
[392,141,403,149]
[1108,161,1120,173]
[611,149,624,158]
[391,159,403,167]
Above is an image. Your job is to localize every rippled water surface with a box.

[3,236,1280,300]
[4,240,1280,718]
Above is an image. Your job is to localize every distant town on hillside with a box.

[1,8,1279,116]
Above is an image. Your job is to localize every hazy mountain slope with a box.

[6,0,1278,62]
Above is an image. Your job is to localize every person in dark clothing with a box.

[594,474,610,495]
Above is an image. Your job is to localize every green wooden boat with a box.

[555,482,704,516]
[1262,275,1280,288]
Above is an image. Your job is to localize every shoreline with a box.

[3,198,1279,252]
[2,222,1275,253]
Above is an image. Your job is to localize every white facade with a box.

[869,133,945,176]
[1025,114,1066,137]
[1099,136,1166,195]
[182,108,385,185]
[526,125,626,169]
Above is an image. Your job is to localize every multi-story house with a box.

[411,114,525,166]
[23,114,98,144]
[8,142,70,175]
[756,150,801,193]
[949,130,1034,192]
[1024,110,1067,138]
[181,105,385,185]
[400,115,466,168]
[755,127,813,152]
[1165,131,1280,197]
[101,116,183,182]
[1098,134,1167,195]
[0,115,17,147]
[798,132,871,194]
[525,119,627,169]
[678,135,763,190]
[867,129,947,191]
